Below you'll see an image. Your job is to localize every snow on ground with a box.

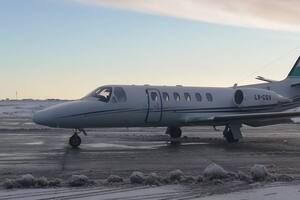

[198,183,300,200]
[0,185,183,200]
[0,183,299,200]
[1,100,300,199]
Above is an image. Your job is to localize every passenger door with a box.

[146,89,162,123]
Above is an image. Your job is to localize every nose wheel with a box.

[69,134,81,147]
[69,129,86,148]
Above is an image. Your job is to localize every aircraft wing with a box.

[183,110,300,126]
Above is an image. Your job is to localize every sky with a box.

[0,0,300,100]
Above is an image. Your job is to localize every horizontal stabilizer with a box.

[256,76,276,83]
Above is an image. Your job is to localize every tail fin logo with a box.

[288,56,300,77]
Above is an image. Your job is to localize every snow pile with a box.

[180,176,196,184]
[250,164,269,181]
[145,173,162,186]
[48,178,62,187]
[129,171,146,184]
[129,170,195,185]
[3,179,16,189]
[68,175,90,187]
[16,174,35,188]
[106,175,124,183]
[2,174,63,189]
[2,167,297,190]
[129,172,163,185]
[164,169,196,184]
[35,177,49,187]
[168,169,184,182]
[203,163,228,180]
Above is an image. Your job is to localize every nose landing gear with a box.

[69,128,87,148]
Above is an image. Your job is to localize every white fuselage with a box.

[33,79,300,129]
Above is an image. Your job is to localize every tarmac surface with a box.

[1,111,300,199]
[1,183,300,200]
[1,115,300,181]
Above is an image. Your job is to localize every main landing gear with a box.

[69,128,87,148]
[166,126,182,139]
[223,124,242,143]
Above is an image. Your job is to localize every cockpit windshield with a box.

[88,86,127,103]
[93,87,112,102]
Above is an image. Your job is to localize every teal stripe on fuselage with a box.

[58,100,300,119]
[58,95,300,119]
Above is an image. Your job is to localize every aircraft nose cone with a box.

[32,100,88,128]
[33,110,56,127]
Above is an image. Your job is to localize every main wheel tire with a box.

[223,129,239,143]
[166,127,182,138]
[69,134,81,147]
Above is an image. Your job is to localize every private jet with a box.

[33,57,300,147]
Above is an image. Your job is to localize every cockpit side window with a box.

[93,87,112,102]
[114,87,127,103]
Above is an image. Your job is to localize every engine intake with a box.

[233,88,290,108]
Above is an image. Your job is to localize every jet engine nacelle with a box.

[233,88,290,108]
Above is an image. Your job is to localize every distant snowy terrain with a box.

[0,100,67,118]
[0,100,67,129]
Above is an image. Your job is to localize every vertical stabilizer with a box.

[288,56,300,77]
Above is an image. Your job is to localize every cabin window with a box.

[162,92,169,101]
[173,92,180,102]
[184,93,191,102]
[195,93,202,102]
[93,87,112,102]
[206,93,213,102]
[114,87,127,102]
[151,92,158,101]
